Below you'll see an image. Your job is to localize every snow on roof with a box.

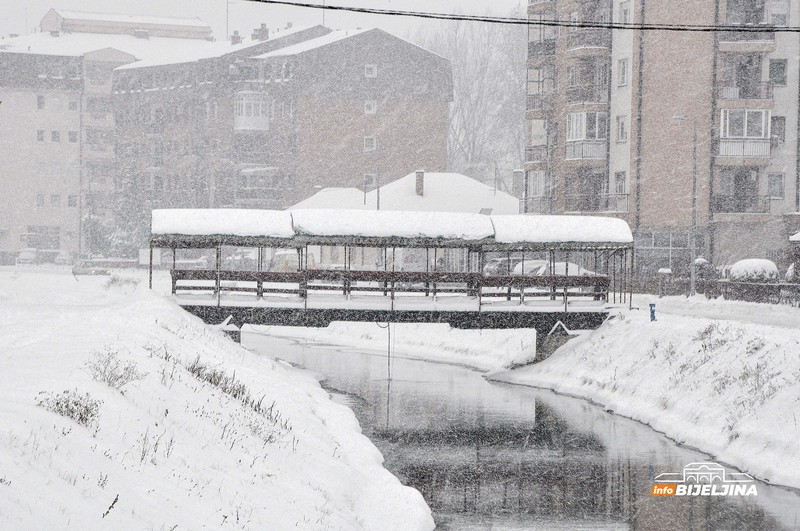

[490,215,633,245]
[791,231,800,242]
[254,29,370,58]
[291,209,495,242]
[0,31,208,58]
[116,25,313,70]
[151,209,294,239]
[290,172,519,215]
[53,9,208,28]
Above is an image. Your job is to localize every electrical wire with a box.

[243,0,800,33]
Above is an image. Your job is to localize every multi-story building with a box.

[0,9,216,260]
[525,0,800,274]
[0,9,452,260]
[113,28,452,221]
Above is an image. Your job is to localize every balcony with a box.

[525,145,548,163]
[566,140,606,160]
[719,24,775,43]
[567,28,611,50]
[566,84,608,104]
[720,82,772,100]
[718,138,770,157]
[712,194,772,213]
[526,93,554,112]
[522,196,553,214]
[565,193,628,213]
[528,39,555,56]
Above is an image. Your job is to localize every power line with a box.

[244,0,800,33]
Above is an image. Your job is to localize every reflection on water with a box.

[245,331,800,530]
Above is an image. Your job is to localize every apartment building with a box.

[113,27,452,224]
[525,0,800,274]
[0,9,216,260]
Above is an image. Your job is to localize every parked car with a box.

[224,248,258,269]
[268,250,315,272]
[531,262,595,276]
[15,248,37,265]
[483,256,524,276]
[510,259,548,276]
[54,250,72,265]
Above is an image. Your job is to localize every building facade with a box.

[525,0,800,275]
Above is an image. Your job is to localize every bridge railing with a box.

[170,269,610,304]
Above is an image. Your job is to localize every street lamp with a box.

[673,115,697,297]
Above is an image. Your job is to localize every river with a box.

[244,330,800,530]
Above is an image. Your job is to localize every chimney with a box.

[133,29,149,39]
[286,22,293,29]
[251,23,269,41]
[415,170,424,197]
[231,30,242,45]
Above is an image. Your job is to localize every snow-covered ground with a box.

[265,292,800,491]
[0,268,432,529]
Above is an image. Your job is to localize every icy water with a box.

[244,331,800,530]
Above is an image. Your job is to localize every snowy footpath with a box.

[0,269,432,529]
[267,295,800,492]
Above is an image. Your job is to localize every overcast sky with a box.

[0,0,524,43]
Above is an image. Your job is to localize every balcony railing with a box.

[720,82,773,100]
[712,194,772,214]
[566,140,606,160]
[565,193,629,213]
[566,84,608,104]
[567,28,611,50]
[718,138,770,157]
[525,145,548,163]
[522,196,553,214]
[719,25,775,43]
[526,93,554,112]
[528,39,556,56]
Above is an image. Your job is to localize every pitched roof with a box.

[52,9,208,29]
[253,29,371,58]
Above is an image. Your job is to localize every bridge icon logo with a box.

[650,462,757,497]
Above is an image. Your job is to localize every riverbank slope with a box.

[0,269,432,529]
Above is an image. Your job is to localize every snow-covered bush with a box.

[36,389,102,428]
[728,259,779,282]
[86,347,147,392]
[787,263,796,282]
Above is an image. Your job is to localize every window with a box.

[364,100,377,115]
[767,173,784,198]
[616,115,628,142]
[68,131,78,143]
[37,95,45,109]
[50,194,60,207]
[769,59,787,86]
[36,194,44,207]
[37,130,45,142]
[614,171,627,194]
[771,116,786,144]
[363,136,376,152]
[364,64,377,78]
[68,195,77,207]
[567,112,607,141]
[617,58,628,86]
[527,170,546,197]
[528,65,555,94]
[721,109,769,138]
[529,13,557,42]
[619,2,631,23]
[51,131,60,142]
[567,66,578,87]
[569,11,579,28]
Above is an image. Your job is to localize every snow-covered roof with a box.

[290,172,519,215]
[290,209,494,243]
[0,31,208,59]
[151,209,294,239]
[150,208,634,251]
[52,9,208,28]
[254,29,370,58]
[490,215,633,246]
[791,231,800,242]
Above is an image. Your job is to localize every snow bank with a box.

[261,322,537,372]
[729,259,779,282]
[0,270,432,529]
[492,297,800,490]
